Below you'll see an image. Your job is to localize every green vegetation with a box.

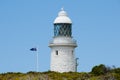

[0,64,120,80]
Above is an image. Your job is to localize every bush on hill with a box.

[0,64,120,80]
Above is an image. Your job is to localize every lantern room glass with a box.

[54,23,72,37]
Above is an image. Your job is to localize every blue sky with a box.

[0,0,120,73]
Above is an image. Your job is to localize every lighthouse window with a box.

[56,50,58,55]
[72,50,74,55]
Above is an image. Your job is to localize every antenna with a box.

[61,7,64,11]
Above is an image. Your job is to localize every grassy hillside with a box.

[0,64,120,80]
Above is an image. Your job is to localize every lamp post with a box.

[76,58,79,72]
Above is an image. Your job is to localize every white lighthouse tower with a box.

[49,8,77,73]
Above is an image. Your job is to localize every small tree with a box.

[91,64,108,76]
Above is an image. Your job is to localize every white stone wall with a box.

[50,46,76,73]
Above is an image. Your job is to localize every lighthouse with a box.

[49,8,77,73]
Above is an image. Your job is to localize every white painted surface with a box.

[49,36,77,47]
[49,37,77,73]
[54,9,72,24]
[49,9,77,73]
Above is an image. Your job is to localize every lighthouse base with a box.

[49,37,77,73]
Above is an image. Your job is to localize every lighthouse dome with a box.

[54,8,72,24]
